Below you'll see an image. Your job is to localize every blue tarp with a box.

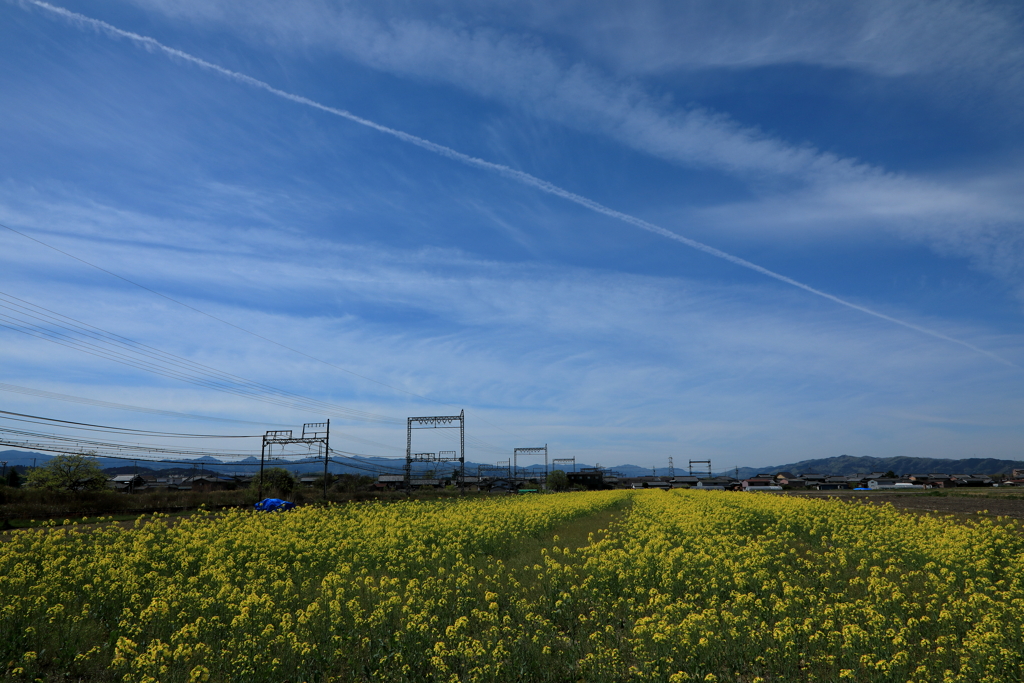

[254,498,296,512]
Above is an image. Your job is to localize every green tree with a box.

[885,470,897,478]
[251,467,295,495]
[5,468,21,488]
[546,469,569,492]
[329,473,374,492]
[26,454,107,491]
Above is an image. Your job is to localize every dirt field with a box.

[786,488,1024,521]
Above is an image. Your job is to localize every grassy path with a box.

[503,493,633,570]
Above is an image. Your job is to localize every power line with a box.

[0,221,525,440]
[0,264,515,451]
[0,410,409,466]
[0,409,259,438]
[0,291,402,422]
[0,382,291,426]
[0,437,401,475]
[0,289,405,424]
[0,428,257,458]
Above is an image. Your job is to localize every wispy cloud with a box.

[78,0,1024,296]
[3,185,1023,464]
[13,0,1020,367]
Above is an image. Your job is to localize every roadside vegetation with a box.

[0,460,384,525]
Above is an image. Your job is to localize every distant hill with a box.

[28,449,1017,480]
[735,455,1024,479]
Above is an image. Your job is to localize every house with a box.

[910,473,956,488]
[567,470,607,490]
[375,474,404,489]
[672,475,700,488]
[847,472,886,486]
[952,474,993,487]
[867,479,898,489]
[108,474,147,492]
[187,476,236,492]
[774,472,795,481]
[696,478,733,490]
[811,477,849,491]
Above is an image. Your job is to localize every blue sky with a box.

[1,0,1023,470]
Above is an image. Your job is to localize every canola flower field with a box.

[3,490,1024,682]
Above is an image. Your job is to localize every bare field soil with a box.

[785,488,1024,520]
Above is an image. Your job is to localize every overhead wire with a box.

[0,292,402,423]
[0,410,408,474]
[0,290,405,424]
[0,221,524,444]
[0,428,257,457]
[0,299,519,459]
[0,409,258,437]
[0,382,292,426]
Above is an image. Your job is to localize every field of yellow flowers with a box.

[3,490,1024,682]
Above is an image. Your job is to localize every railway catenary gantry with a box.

[551,456,576,473]
[261,421,330,498]
[406,411,464,491]
[513,445,548,487]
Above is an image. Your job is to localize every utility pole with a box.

[259,437,267,500]
[1,461,6,479]
[323,419,330,499]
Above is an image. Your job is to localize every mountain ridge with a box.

[733,455,1024,479]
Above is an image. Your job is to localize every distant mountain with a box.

[32,449,1016,481]
[734,455,1024,479]
[0,450,51,466]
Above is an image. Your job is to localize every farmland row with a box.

[3,490,1024,682]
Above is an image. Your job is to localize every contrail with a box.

[20,0,1020,369]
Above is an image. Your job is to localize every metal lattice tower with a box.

[552,456,576,473]
[514,445,548,486]
[260,421,330,498]
[406,411,465,491]
[689,459,712,477]
[668,457,675,478]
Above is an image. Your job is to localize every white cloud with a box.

[98,0,1024,291]
[2,185,1023,465]
[502,0,1024,80]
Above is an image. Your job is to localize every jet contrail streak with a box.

[21,0,1019,369]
